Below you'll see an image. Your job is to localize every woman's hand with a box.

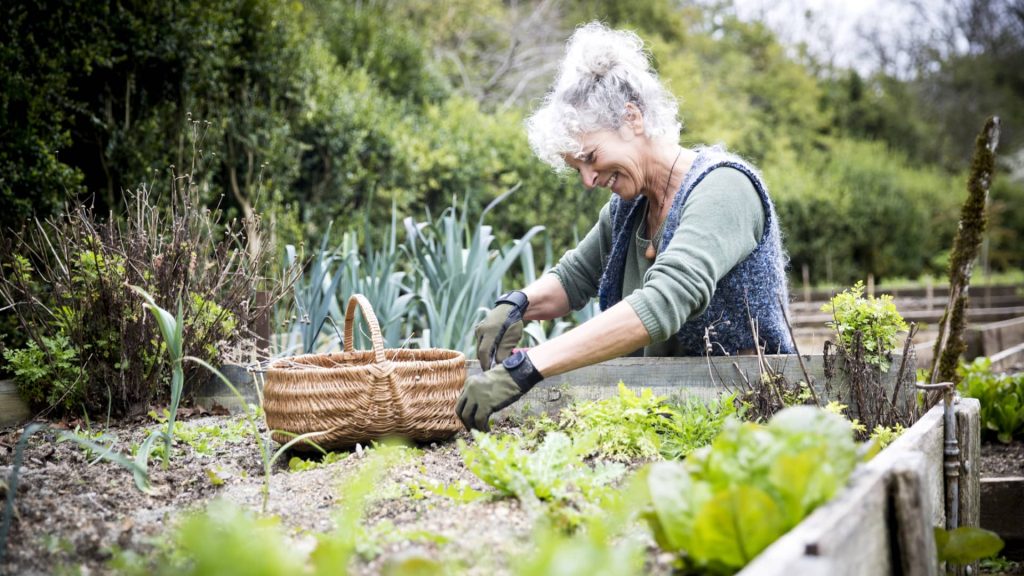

[456,364,526,432]
[474,276,573,370]
[474,291,528,370]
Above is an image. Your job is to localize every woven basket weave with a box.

[263,294,466,450]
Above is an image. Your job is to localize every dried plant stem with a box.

[778,295,819,406]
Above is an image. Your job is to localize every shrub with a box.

[0,183,281,417]
[1,334,82,412]
[822,281,908,370]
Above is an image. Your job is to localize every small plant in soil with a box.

[459,430,625,527]
[820,282,917,438]
[822,281,908,371]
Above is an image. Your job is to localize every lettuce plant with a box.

[958,358,1024,443]
[641,406,858,573]
[459,431,623,504]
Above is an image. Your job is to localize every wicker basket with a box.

[263,294,466,450]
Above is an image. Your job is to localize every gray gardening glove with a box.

[456,351,544,432]
[474,290,529,370]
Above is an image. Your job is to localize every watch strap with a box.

[502,351,545,392]
[495,290,529,316]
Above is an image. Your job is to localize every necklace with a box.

[644,147,684,260]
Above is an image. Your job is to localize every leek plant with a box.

[404,190,543,353]
[286,223,349,354]
[130,286,185,470]
[338,203,416,349]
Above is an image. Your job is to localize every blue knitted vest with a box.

[597,146,795,356]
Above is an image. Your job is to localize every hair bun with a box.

[562,22,647,85]
[580,51,618,79]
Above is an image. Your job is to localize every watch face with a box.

[503,352,525,369]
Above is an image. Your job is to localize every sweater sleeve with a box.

[548,201,613,311]
[624,167,765,343]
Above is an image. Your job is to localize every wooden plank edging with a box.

[475,354,909,420]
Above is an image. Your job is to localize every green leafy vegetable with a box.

[935,526,1004,565]
[288,451,348,472]
[641,406,858,573]
[958,358,1024,443]
[556,382,736,461]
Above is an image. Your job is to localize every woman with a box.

[456,22,794,432]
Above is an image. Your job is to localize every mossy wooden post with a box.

[930,117,1000,386]
[954,398,981,576]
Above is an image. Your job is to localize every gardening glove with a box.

[456,351,544,432]
[475,290,529,370]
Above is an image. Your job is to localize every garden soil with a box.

[980,439,1024,477]
[0,412,672,576]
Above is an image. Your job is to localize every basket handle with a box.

[344,294,386,364]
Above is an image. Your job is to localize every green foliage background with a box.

[2,0,1022,284]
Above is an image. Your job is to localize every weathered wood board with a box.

[990,341,1024,372]
[468,354,912,421]
[966,315,1024,356]
[0,379,31,428]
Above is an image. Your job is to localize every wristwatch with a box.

[502,350,545,392]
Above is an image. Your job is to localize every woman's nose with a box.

[579,166,598,188]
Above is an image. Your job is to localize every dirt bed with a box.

[980,439,1024,477]
[0,413,669,576]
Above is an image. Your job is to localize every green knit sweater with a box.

[549,166,765,356]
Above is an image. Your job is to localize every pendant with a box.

[645,241,657,260]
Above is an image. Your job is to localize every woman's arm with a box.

[527,299,649,377]
[525,202,612,318]
[521,274,572,320]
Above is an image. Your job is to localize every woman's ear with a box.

[623,102,645,136]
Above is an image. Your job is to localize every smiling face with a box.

[563,127,654,201]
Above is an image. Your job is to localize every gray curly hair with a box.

[525,22,681,172]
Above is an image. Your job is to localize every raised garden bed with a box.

[467,354,913,420]
[3,351,972,576]
[743,398,981,576]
